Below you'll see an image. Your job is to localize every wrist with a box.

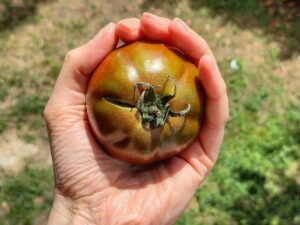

[47,189,94,225]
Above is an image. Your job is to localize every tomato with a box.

[86,41,204,164]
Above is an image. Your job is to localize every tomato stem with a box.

[104,77,191,129]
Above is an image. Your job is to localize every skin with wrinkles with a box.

[86,41,204,164]
[45,13,229,225]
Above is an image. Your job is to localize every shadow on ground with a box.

[0,0,53,31]
[230,170,300,224]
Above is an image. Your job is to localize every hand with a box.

[45,13,229,225]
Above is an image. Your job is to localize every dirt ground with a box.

[2,0,298,174]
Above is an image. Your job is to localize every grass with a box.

[0,0,299,224]
[10,93,47,121]
[192,103,300,224]
[0,116,6,133]
[0,166,54,225]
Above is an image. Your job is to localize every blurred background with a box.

[0,0,299,224]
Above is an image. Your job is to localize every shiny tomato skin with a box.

[86,41,204,164]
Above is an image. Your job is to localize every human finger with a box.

[140,12,171,42]
[198,54,229,162]
[168,18,212,64]
[116,18,143,43]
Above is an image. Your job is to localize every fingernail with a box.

[95,22,115,40]
[203,54,212,62]
[103,22,115,34]
[118,21,134,32]
[143,12,159,21]
[173,18,189,30]
[203,54,217,68]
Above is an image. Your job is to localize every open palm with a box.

[45,13,229,225]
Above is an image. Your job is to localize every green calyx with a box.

[104,77,191,129]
